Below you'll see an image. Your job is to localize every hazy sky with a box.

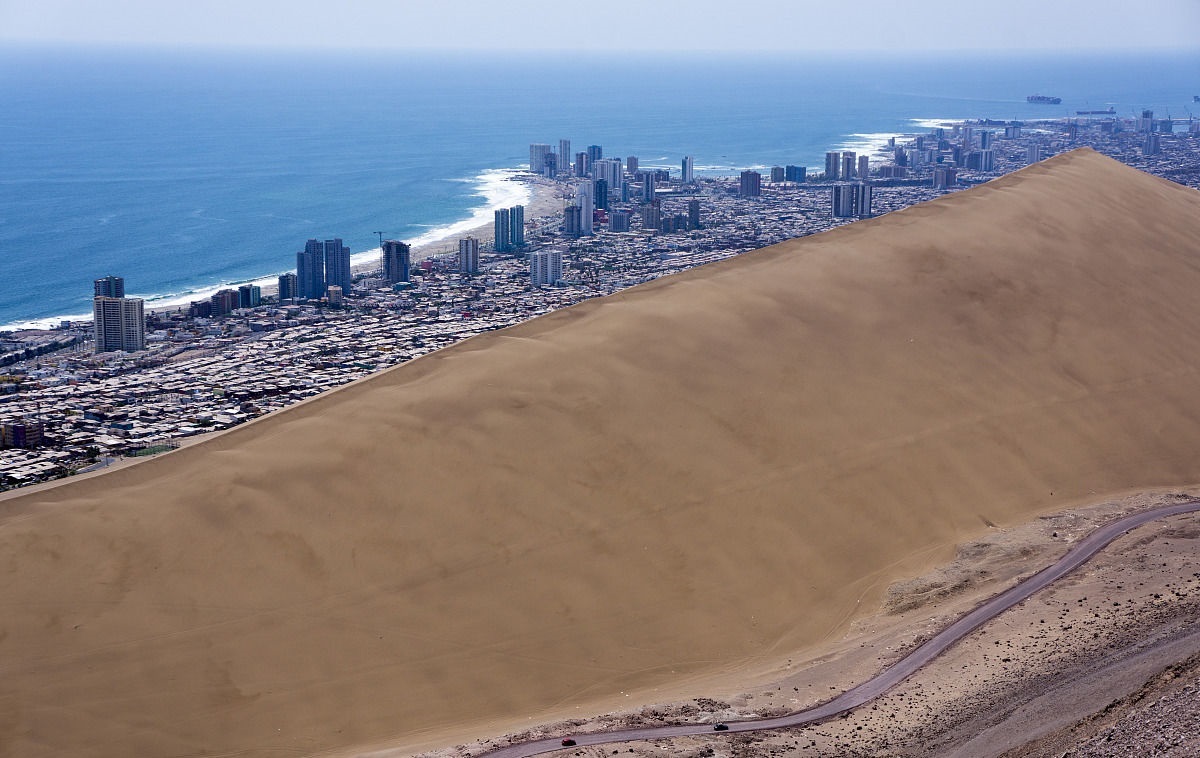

[2,0,1198,53]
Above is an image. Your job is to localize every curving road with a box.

[478,498,1200,758]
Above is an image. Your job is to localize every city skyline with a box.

[2,0,1198,53]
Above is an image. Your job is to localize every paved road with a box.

[478,498,1200,758]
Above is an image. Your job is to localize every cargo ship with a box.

[1027,94,1062,104]
[1077,107,1116,115]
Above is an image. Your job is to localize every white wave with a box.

[405,168,531,249]
[833,132,906,158]
[1,312,94,332]
[909,117,960,130]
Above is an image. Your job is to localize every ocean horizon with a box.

[2,46,1197,330]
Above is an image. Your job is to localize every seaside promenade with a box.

[2,114,1199,488]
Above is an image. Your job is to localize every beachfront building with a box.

[238,284,261,309]
[529,249,562,287]
[382,239,411,284]
[587,145,603,163]
[323,239,352,296]
[770,166,785,182]
[841,151,857,180]
[626,156,638,174]
[825,151,840,179]
[94,275,124,298]
[494,209,512,253]
[93,291,145,354]
[510,205,525,248]
[529,143,552,174]
[277,272,298,302]
[682,155,694,184]
[458,237,479,275]
[785,165,807,182]
[574,152,589,177]
[557,139,571,176]
[739,170,761,198]
[858,155,870,180]
[211,288,239,317]
[297,239,325,300]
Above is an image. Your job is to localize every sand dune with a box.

[3,148,1200,757]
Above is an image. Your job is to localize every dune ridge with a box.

[3,148,1200,757]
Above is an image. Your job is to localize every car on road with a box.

[713,723,729,731]
[561,738,576,746]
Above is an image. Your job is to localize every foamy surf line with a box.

[1,169,532,332]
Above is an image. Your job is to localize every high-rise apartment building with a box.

[593,178,609,210]
[841,151,857,181]
[857,155,870,180]
[530,249,562,286]
[323,239,352,296]
[297,239,325,299]
[687,199,701,230]
[529,143,552,173]
[770,166,785,182]
[494,208,512,252]
[831,183,872,218]
[855,182,872,217]
[933,165,958,189]
[93,275,124,298]
[825,151,841,180]
[609,210,632,232]
[640,200,661,230]
[210,288,239,316]
[238,284,261,309]
[832,184,855,218]
[739,170,762,198]
[563,205,582,238]
[458,237,480,275]
[278,272,298,302]
[641,173,656,202]
[382,239,411,284]
[626,156,638,174]
[574,152,590,177]
[92,278,144,354]
[681,155,694,184]
[785,165,806,182]
[587,145,603,163]
[510,205,525,247]
[558,139,571,175]
[576,182,594,235]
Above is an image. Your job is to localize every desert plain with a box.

[3,148,1200,757]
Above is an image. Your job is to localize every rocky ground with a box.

[407,490,1200,758]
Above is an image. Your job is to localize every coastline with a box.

[1,169,563,330]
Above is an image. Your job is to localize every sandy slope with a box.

[3,148,1200,758]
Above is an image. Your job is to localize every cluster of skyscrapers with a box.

[295,238,352,301]
[92,275,145,354]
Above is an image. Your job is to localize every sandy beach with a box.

[3,149,1200,758]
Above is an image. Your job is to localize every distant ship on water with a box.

[1077,107,1116,115]
[1027,94,1062,104]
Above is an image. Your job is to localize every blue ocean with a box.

[1,48,1197,329]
